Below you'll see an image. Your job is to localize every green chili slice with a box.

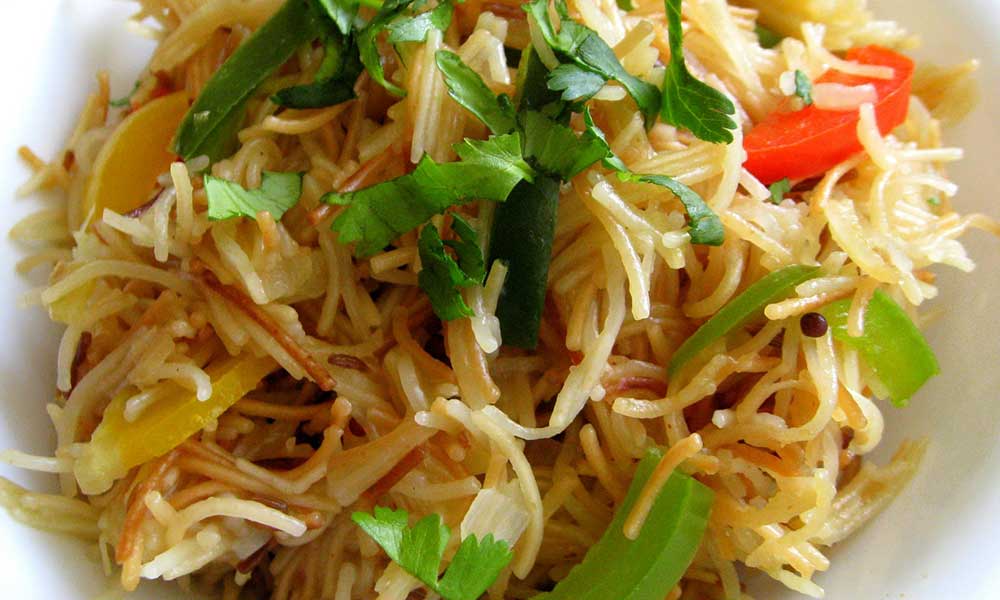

[820,290,939,407]
[535,448,714,600]
[173,0,323,162]
[489,176,560,350]
[668,264,821,376]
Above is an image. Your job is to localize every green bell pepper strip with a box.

[534,448,714,600]
[173,0,324,162]
[668,264,821,376]
[820,290,939,407]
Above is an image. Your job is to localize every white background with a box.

[0,1,997,598]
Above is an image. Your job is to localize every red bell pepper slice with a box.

[744,46,915,184]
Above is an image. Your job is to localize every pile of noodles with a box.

[2,0,997,598]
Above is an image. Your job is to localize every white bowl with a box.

[0,1,997,598]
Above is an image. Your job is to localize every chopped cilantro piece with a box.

[324,133,533,256]
[357,0,418,96]
[582,109,724,245]
[437,532,518,599]
[110,81,140,109]
[435,50,517,135]
[352,506,512,600]
[547,64,607,102]
[660,0,737,143]
[524,0,661,125]
[444,213,486,283]
[387,0,454,42]
[581,108,629,172]
[768,177,792,204]
[625,173,725,246]
[204,171,304,221]
[316,0,361,36]
[418,215,484,321]
[521,110,607,179]
[794,69,813,106]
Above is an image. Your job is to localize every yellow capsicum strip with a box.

[81,91,189,226]
[75,355,277,495]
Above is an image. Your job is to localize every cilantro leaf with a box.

[399,512,450,586]
[793,69,813,106]
[436,533,513,600]
[205,171,304,221]
[583,109,724,245]
[452,134,535,184]
[768,177,791,204]
[581,108,628,172]
[521,110,607,179]
[352,507,513,600]
[325,133,533,256]
[316,0,448,97]
[524,0,660,125]
[514,46,564,113]
[446,214,486,283]
[547,64,607,102]
[317,0,361,36]
[387,0,454,43]
[625,173,724,245]
[273,33,363,109]
[358,0,418,96]
[110,81,140,109]
[353,506,408,561]
[660,0,737,143]
[418,216,484,321]
[419,225,474,320]
[435,50,517,135]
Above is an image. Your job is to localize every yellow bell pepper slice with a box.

[75,355,277,495]
[81,91,190,226]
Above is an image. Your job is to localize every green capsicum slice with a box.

[536,448,714,600]
[820,289,939,407]
[668,264,821,376]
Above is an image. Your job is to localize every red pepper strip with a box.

[743,45,915,184]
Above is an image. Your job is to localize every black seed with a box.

[800,312,829,337]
